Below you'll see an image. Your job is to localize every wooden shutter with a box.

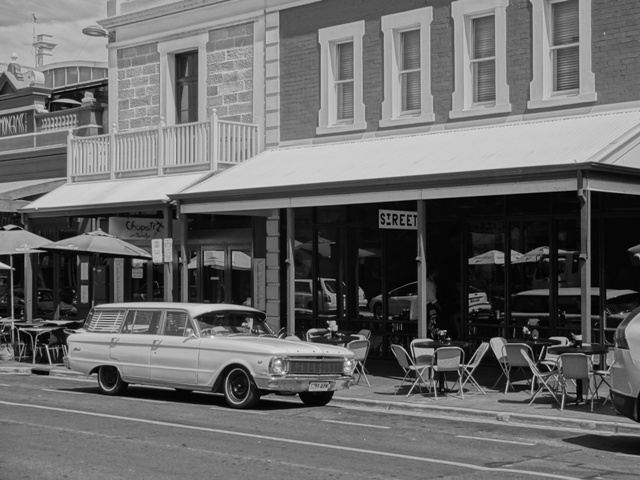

[336,42,354,121]
[400,29,421,112]
[553,0,579,92]
[472,15,496,103]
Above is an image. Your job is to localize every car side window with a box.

[122,310,162,334]
[162,310,192,336]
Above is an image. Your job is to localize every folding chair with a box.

[356,329,372,340]
[410,338,435,367]
[461,342,489,394]
[593,350,614,405]
[559,353,596,411]
[390,344,431,397]
[539,336,570,371]
[431,346,465,400]
[522,348,560,406]
[489,337,508,389]
[502,343,535,393]
[347,339,371,386]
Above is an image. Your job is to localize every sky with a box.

[1,0,109,68]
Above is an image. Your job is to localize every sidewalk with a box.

[2,357,639,435]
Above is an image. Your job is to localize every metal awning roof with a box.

[174,109,640,214]
[0,178,66,212]
[21,173,208,217]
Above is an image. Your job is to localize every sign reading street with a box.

[378,209,418,230]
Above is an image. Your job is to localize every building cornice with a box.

[99,0,319,29]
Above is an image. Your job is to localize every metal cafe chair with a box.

[559,353,596,412]
[522,348,561,406]
[347,339,371,386]
[390,344,432,397]
[431,346,465,400]
[305,328,329,342]
[460,342,489,395]
[502,343,535,394]
[489,337,508,389]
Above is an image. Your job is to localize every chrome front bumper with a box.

[255,375,353,393]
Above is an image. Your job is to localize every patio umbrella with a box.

[40,229,152,260]
[468,250,522,265]
[0,224,51,343]
[627,243,640,266]
[512,246,574,264]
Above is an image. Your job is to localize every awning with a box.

[0,178,66,212]
[20,173,209,217]
[174,109,640,214]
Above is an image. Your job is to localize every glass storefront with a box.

[287,192,640,356]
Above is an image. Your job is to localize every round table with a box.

[413,340,469,349]
[310,334,360,346]
[552,344,610,403]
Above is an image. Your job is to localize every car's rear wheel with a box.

[224,367,260,409]
[97,365,128,395]
[299,391,334,407]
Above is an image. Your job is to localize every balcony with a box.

[67,112,259,182]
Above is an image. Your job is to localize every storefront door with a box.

[188,246,252,305]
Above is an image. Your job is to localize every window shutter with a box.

[400,29,421,112]
[473,15,496,103]
[336,42,354,120]
[553,0,579,92]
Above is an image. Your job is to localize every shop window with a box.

[451,0,511,119]
[175,51,198,124]
[158,33,207,126]
[317,21,366,135]
[380,7,434,127]
[528,0,596,109]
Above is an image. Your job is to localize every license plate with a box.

[308,382,330,392]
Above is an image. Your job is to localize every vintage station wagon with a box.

[64,302,355,409]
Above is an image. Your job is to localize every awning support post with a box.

[286,208,295,335]
[417,200,428,339]
[579,172,592,343]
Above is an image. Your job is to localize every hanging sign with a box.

[151,239,163,263]
[378,209,418,230]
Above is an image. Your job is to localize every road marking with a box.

[42,388,85,395]
[456,435,535,446]
[0,400,581,480]
[117,397,167,404]
[210,406,268,415]
[322,419,390,429]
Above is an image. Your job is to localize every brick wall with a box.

[206,23,254,123]
[280,0,640,142]
[117,43,160,131]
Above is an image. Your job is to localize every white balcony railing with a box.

[67,111,259,182]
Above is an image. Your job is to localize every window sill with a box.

[527,92,597,110]
[316,122,367,136]
[449,103,512,120]
[379,114,435,128]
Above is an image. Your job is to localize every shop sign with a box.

[378,209,418,230]
[109,217,166,240]
[0,110,33,137]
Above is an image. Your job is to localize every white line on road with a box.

[456,435,536,446]
[322,419,390,429]
[0,400,581,480]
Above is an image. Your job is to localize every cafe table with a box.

[552,344,610,404]
[17,326,60,364]
[309,332,360,347]
[412,340,469,392]
[507,338,562,362]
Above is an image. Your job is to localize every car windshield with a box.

[606,294,640,315]
[195,310,272,336]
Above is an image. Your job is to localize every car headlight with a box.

[269,357,288,375]
[343,357,356,376]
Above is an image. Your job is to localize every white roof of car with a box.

[92,302,266,318]
[515,288,637,298]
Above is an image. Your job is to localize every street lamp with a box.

[82,24,108,38]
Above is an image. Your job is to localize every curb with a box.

[330,395,640,436]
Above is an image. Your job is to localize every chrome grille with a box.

[287,358,343,375]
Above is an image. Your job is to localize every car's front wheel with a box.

[223,367,260,409]
[97,365,128,395]
[299,391,334,407]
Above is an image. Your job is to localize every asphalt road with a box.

[0,374,638,480]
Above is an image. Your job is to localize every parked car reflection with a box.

[510,287,640,343]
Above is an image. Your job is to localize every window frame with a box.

[317,21,366,135]
[450,0,511,119]
[528,0,596,109]
[158,33,208,127]
[175,50,199,125]
[380,8,434,128]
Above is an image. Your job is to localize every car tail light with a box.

[614,307,640,350]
